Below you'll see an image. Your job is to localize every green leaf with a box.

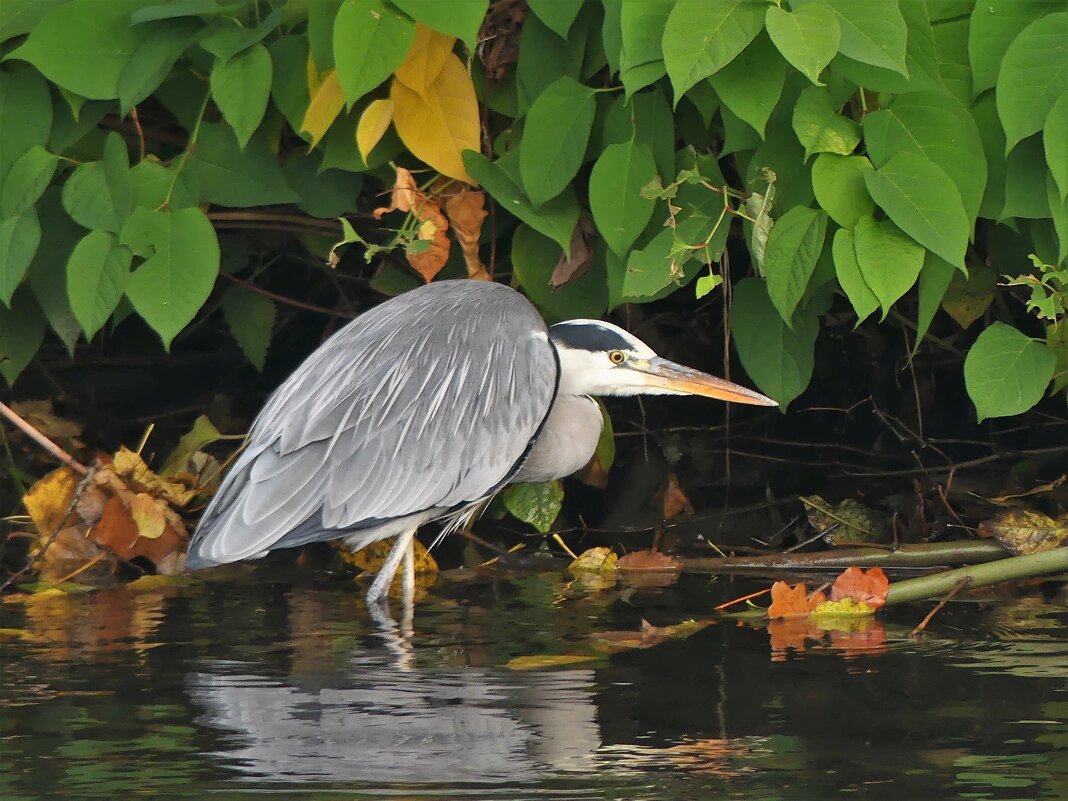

[463,151,579,254]
[0,67,53,184]
[0,0,67,41]
[915,252,955,353]
[118,19,199,115]
[0,287,45,385]
[1049,174,1068,266]
[519,77,596,207]
[708,32,787,138]
[0,146,59,217]
[968,0,1060,97]
[516,12,584,111]
[128,159,198,211]
[66,230,132,340]
[0,210,40,306]
[502,480,564,532]
[527,0,583,39]
[510,224,607,321]
[964,322,1055,422]
[7,0,150,99]
[119,207,221,350]
[791,87,861,160]
[996,13,1068,154]
[210,43,272,149]
[130,0,247,25]
[1002,135,1051,220]
[832,228,877,325]
[852,216,925,317]
[863,151,970,268]
[745,118,815,211]
[589,139,658,259]
[26,189,81,354]
[619,0,673,97]
[1045,92,1068,203]
[334,0,415,106]
[863,90,987,226]
[60,133,133,233]
[662,0,766,103]
[184,123,301,207]
[731,277,818,409]
[765,2,840,86]
[795,0,907,75]
[269,36,311,134]
[811,154,874,228]
[283,159,363,219]
[391,0,487,50]
[221,286,275,371]
[197,8,283,63]
[763,206,828,324]
[971,95,1008,220]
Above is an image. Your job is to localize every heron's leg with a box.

[400,537,415,638]
[366,528,416,605]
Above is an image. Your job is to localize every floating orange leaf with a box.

[443,186,489,280]
[300,69,345,148]
[407,210,451,282]
[393,24,455,98]
[391,52,480,184]
[829,566,890,609]
[356,98,394,162]
[767,581,827,619]
[617,549,682,572]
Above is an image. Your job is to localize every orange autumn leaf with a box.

[443,187,489,280]
[829,566,890,609]
[373,166,421,218]
[407,211,451,282]
[767,581,827,619]
[616,549,682,572]
[659,472,695,520]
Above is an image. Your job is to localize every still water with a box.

[1,567,1065,800]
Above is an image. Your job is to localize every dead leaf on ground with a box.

[592,617,711,652]
[568,546,618,576]
[767,580,826,619]
[616,549,682,588]
[444,186,490,280]
[550,218,593,288]
[982,475,1067,505]
[829,566,890,609]
[112,447,197,507]
[23,467,79,536]
[801,495,890,545]
[340,535,439,597]
[978,509,1068,555]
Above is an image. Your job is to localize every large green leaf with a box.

[1047,92,1068,203]
[765,2,840,86]
[968,0,1060,97]
[852,216,925,317]
[795,0,907,75]
[27,189,81,355]
[1049,174,1068,266]
[0,287,45,385]
[0,0,67,42]
[811,153,874,228]
[863,90,987,225]
[0,209,40,306]
[510,224,607,321]
[516,12,584,111]
[863,151,970,268]
[763,206,827,325]
[527,0,583,39]
[619,0,673,97]
[1002,135,1051,220]
[391,0,488,49]
[8,0,150,99]
[914,252,955,353]
[519,77,596,207]
[221,286,275,371]
[66,230,132,341]
[118,19,199,115]
[60,133,133,233]
[589,138,657,259]
[464,151,579,254]
[210,43,272,149]
[731,277,818,409]
[0,67,52,184]
[832,228,877,325]
[708,32,787,138]
[0,146,59,217]
[333,0,415,106]
[964,322,1055,422]
[269,36,311,133]
[996,12,1068,154]
[184,123,300,207]
[128,160,198,210]
[120,207,220,349]
[502,480,564,533]
[662,0,765,103]
[791,87,860,161]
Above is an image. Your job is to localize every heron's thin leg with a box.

[366,528,416,605]
[400,537,415,638]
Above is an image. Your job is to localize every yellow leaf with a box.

[356,99,394,162]
[394,23,455,98]
[810,597,876,618]
[23,467,79,537]
[306,52,322,97]
[301,69,345,148]
[129,493,167,540]
[505,654,599,671]
[568,546,618,576]
[391,53,480,184]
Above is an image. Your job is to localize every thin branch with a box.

[207,211,344,235]
[909,576,972,637]
[0,401,88,474]
[219,271,354,319]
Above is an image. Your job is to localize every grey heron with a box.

[186,280,775,605]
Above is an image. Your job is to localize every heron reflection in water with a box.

[187,280,775,616]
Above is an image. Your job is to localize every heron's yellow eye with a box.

[609,350,626,365]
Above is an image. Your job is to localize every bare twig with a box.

[219,272,354,319]
[909,576,972,637]
[0,401,88,474]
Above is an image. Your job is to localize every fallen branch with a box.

[681,540,1009,572]
[0,401,88,474]
[884,547,1068,606]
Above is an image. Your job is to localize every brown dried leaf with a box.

[91,494,186,565]
[659,473,695,521]
[617,549,682,572]
[406,208,451,282]
[978,509,1068,555]
[23,467,79,536]
[550,217,593,288]
[444,187,489,280]
[373,166,420,218]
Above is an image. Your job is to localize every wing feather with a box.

[187,281,557,566]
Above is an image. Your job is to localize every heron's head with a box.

[548,320,777,406]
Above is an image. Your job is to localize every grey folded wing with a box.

[187,281,558,566]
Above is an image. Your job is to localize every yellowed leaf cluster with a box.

[338,534,439,597]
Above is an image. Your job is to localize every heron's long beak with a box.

[636,357,778,406]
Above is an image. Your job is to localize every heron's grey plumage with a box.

[187,281,558,568]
